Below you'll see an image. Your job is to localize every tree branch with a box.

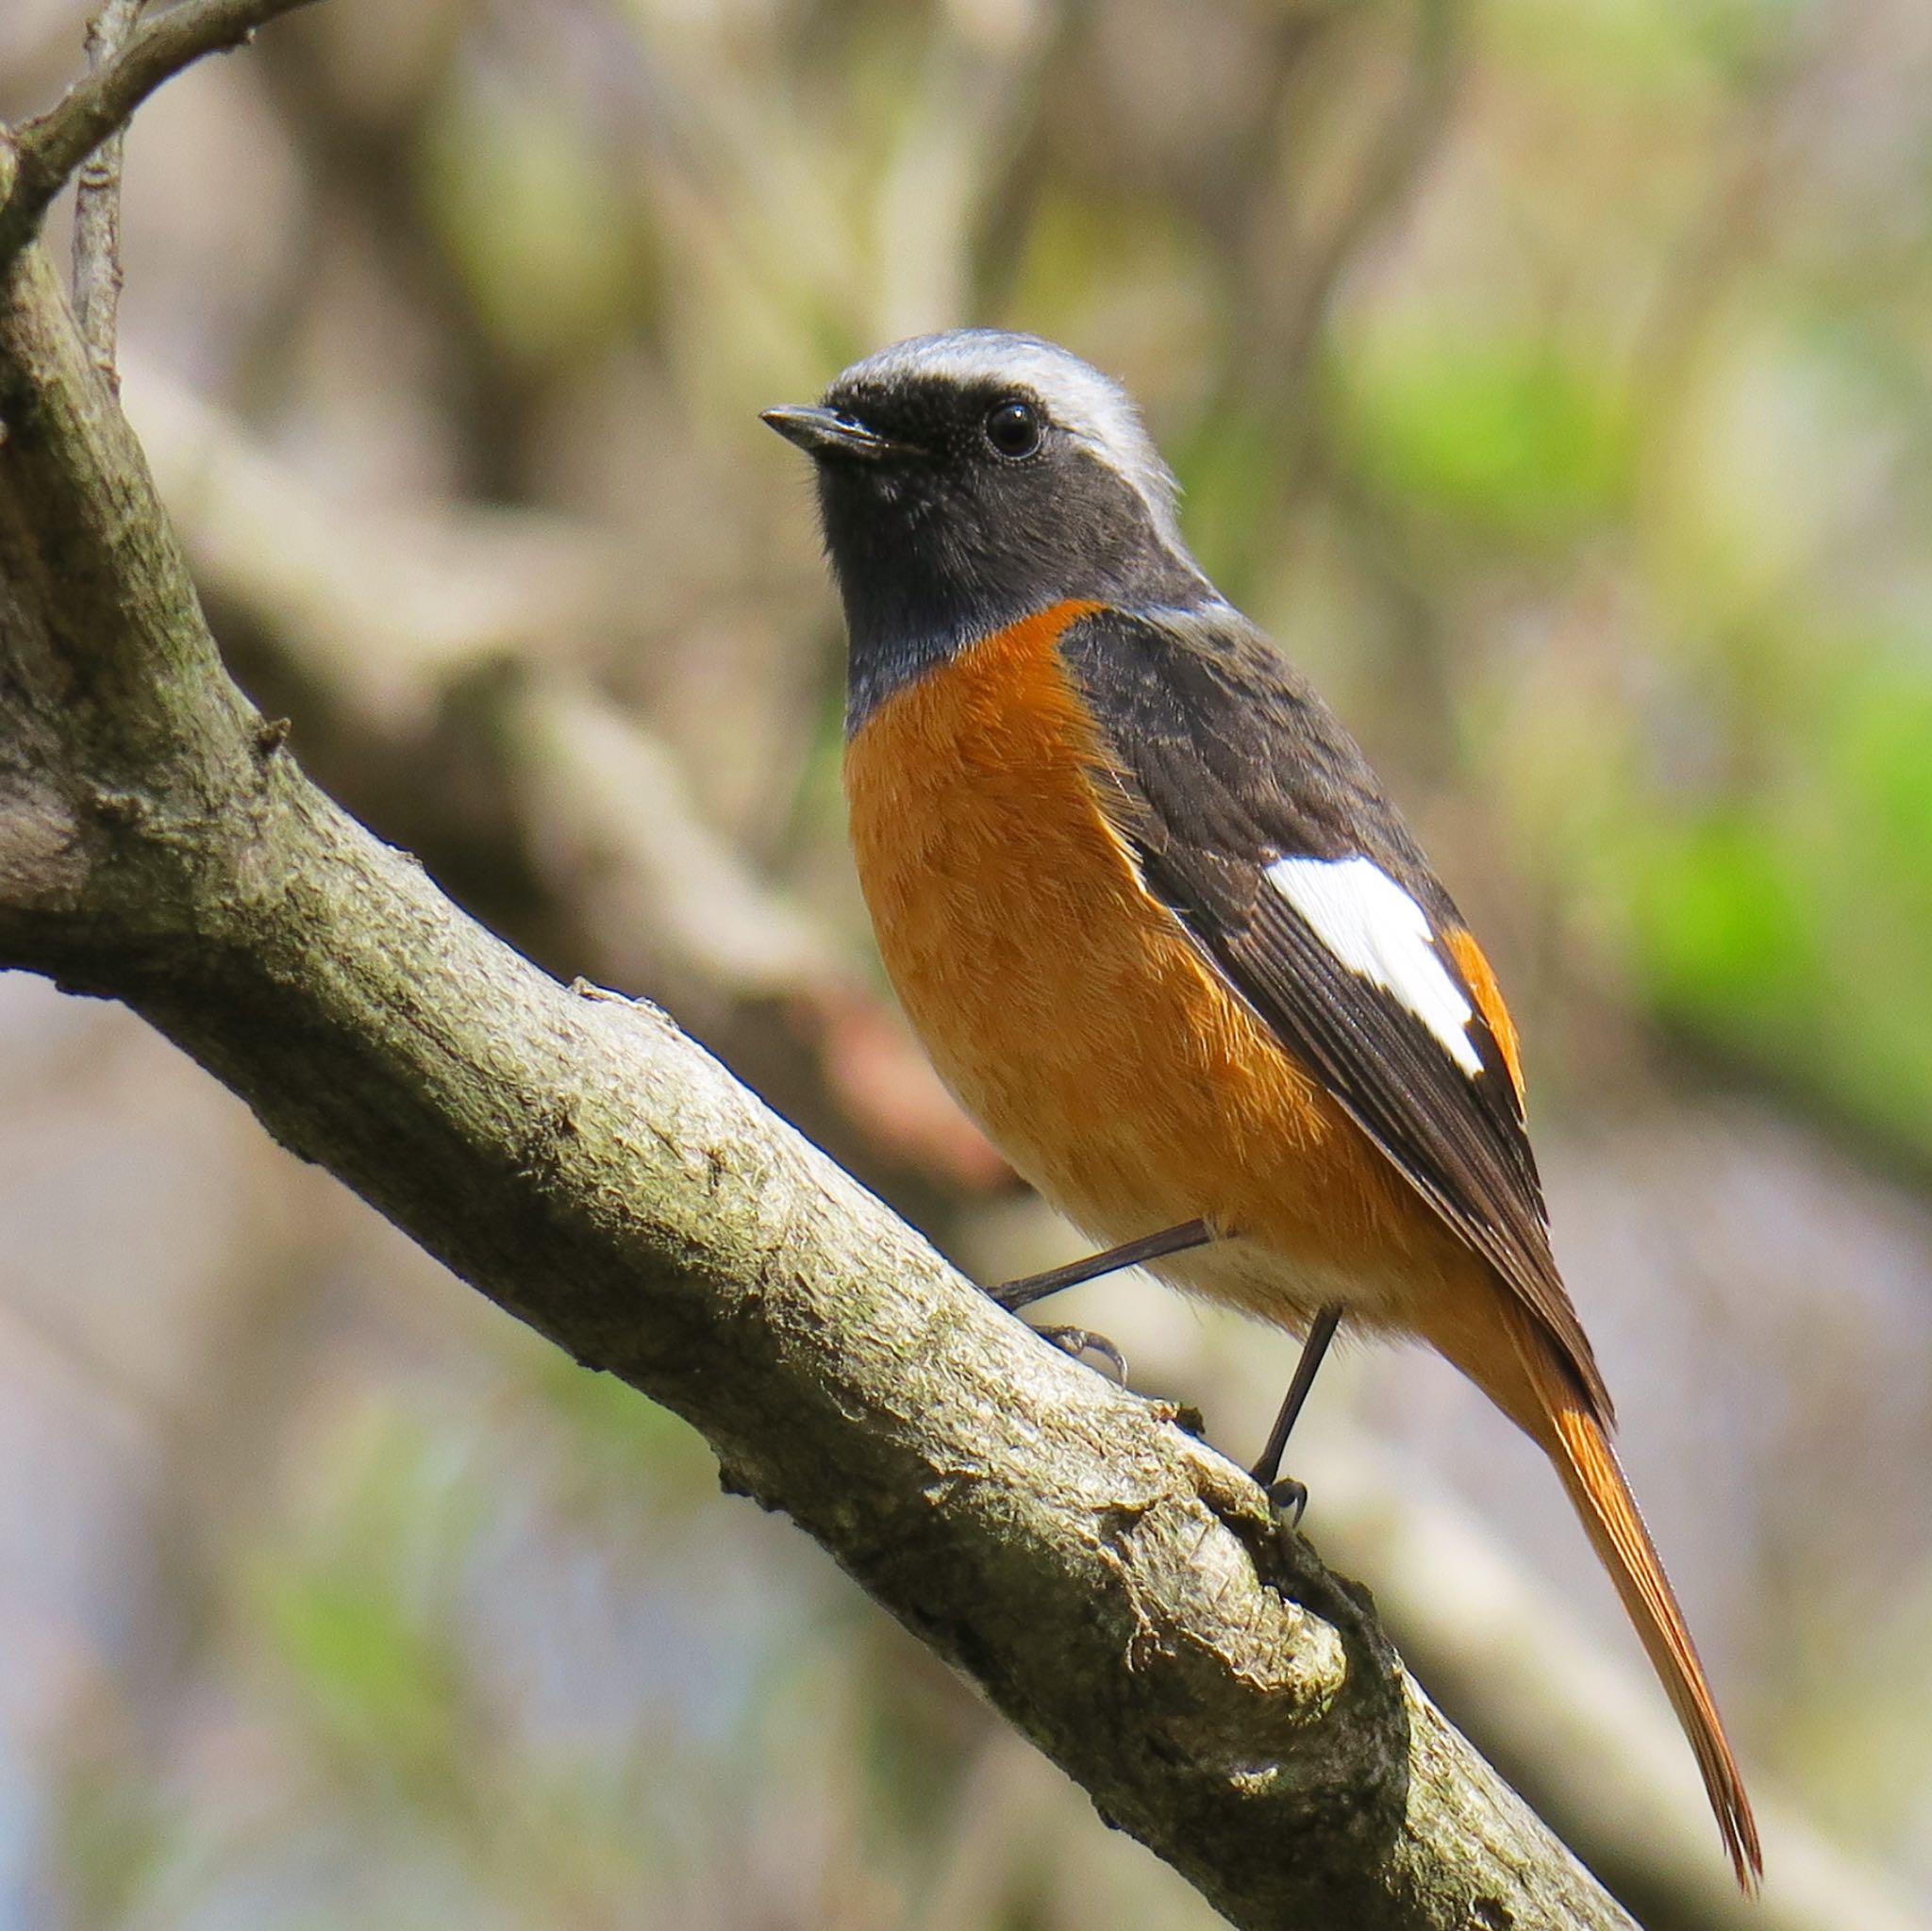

[0,0,324,267]
[0,225,1648,1929]
[71,0,149,389]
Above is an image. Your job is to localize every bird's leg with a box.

[991,1218,1213,1312]
[1250,1304,1342,1524]
[991,1218,1216,1387]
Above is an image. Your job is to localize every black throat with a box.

[820,447,1215,732]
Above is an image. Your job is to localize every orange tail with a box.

[1428,1291,1763,1889]
[1541,1373,1762,1888]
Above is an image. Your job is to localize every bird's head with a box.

[764,330,1212,724]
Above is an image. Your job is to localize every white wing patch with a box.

[1264,855,1482,1075]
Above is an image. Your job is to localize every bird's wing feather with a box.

[1059,604,1608,1418]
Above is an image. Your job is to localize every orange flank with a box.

[1443,925,1524,1102]
[842,599,1479,1334]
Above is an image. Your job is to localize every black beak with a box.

[760,404,909,460]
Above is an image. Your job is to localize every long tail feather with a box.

[1512,1318,1763,1889]
[1417,1283,1763,1888]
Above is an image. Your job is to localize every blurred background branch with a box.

[1,0,1930,1927]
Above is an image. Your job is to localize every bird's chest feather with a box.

[841,605,1447,1318]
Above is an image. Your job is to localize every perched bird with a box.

[763,329,1760,1886]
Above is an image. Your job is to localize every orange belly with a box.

[842,602,1474,1331]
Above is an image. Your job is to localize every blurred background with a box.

[4,0,1932,1925]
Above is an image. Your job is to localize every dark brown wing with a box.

[1060,604,1608,1418]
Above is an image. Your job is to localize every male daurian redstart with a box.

[763,329,1760,1886]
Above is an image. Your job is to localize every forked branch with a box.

[0,0,324,265]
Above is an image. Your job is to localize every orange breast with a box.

[842,602,1469,1330]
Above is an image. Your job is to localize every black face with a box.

[765,368,1211,728]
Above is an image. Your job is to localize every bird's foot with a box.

[1031,1324,1128,1385]
[1260,1473,1309,1528]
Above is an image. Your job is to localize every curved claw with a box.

[1032,1324,1129,1385]
[1262,1474,1309,1528]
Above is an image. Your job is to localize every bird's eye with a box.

[983,399,1042,458]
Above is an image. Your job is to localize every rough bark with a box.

[0,114,1640,1931]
